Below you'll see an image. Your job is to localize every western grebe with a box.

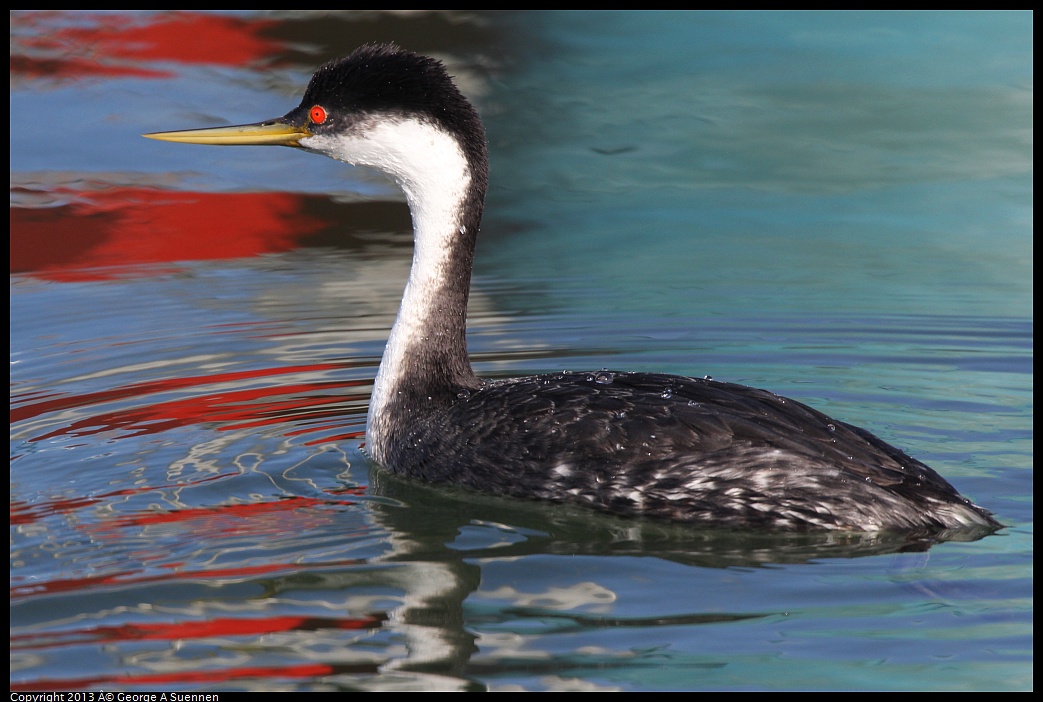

[145,44,1000,532]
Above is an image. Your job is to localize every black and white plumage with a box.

[145,44,1000,532]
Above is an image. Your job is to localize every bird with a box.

[144,43,1001,532]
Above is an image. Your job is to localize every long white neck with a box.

[301,119,480,461]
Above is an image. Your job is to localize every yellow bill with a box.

[143,121,309,147]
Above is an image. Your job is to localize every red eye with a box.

[309,105,328,124]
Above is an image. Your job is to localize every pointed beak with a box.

[143,120,310,147]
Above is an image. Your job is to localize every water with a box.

[10,11,1032,691]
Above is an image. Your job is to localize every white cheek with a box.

[300,120,470,222]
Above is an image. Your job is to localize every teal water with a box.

[11,11,1032,691]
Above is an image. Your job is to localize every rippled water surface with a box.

[11,11,1032,691]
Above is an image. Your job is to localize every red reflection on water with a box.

[11,11,283,81]
[12,362,361,429]
[24,375,363,442]
[10,554,368,601]
[9,471,237,525]
[12,612,387,651]
[10,188,327,281]
[13,365,365,457]
[95,494,362,531]
[12,364,344,426]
